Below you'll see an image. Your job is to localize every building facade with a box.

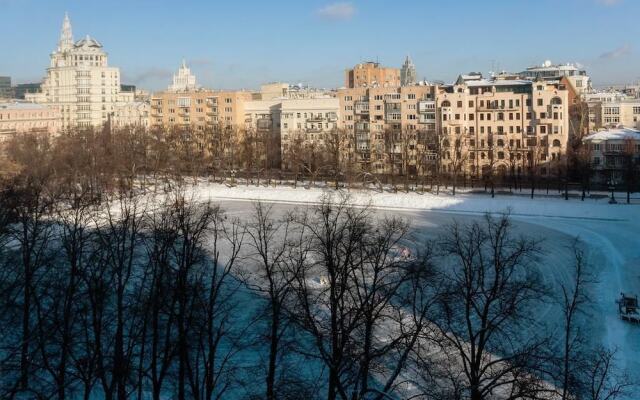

[150,90,253,132]
[345,62,401,89]
[437,77,570,178]
[112,101,150,128]
[26,13,132,129]
[242,97,340,170]
[519,60,591,95]
[0,102,61,140]
[583,128,640,183]
[338,84,438,175]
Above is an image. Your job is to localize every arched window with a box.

[553,139,561,147]
[551,97,562,105]
[441,100,451,107]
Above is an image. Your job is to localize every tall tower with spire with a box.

[400,55,417,87]
[27,13,130,129]
[168,60,198,92]
[58,12,74,52]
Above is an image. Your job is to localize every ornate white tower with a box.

[57,12,74,52]
[168,60,198,92]
[400,55,417,87]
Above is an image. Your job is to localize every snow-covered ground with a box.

[185,182,640,392]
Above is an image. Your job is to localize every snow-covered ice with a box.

[184,182,640,393]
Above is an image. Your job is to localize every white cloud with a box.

[599,44,632,60]
[316,2,356,21]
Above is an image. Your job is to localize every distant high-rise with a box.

[0,76,11,99]
[400,55,417,86]
[168,60,198,92]
[26,13,133,128]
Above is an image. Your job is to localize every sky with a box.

[0,0,638,91]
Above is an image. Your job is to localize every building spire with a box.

[58,12,74,51]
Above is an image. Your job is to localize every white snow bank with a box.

[185,183,639,222]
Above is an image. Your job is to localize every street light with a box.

[608,176,617,204]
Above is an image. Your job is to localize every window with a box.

[408,94,416,100]
[537,99,543,106]
[469,101,474,107]
[457,101,463,107]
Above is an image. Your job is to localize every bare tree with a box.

[433,213,550,400]
[242,202,305,400]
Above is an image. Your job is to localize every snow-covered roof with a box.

[465,79,532,87]
[584,128,640,141]
[0,102,52,110]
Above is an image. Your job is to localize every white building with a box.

[26,13,132,129]
[168,60,198,92]
[585,92,640,130]
[583,128,640,183]
[112,101,150,128]
[519,60,591,95]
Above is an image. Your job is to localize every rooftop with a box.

[464,79,532,87]
[584,128,640,141]
[0,102,53,110]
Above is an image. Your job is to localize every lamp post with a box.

[608,175,617,204]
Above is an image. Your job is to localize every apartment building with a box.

[243,97,340,170]
[597,99,640,130]
[437,76,570,178]
[345,62,401,89]
[583,128,640,183]
[150,90,252,132]
[112,101,150,128]
[338,84,438,174]
[0,102,61,140]
[519,60,591,95]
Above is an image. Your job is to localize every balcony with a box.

[418,101,436,114]
[355,122,369,132]
[355,101,370,115]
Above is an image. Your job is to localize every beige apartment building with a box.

[0,102,61,141]
[437,76,570,178]
[150,90,252,132]
[338,84,438,174]
[243,97,340,170]
[345,62,401,89]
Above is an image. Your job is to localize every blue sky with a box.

[0,0,638,90]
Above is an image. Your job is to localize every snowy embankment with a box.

[184,182,636,222]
